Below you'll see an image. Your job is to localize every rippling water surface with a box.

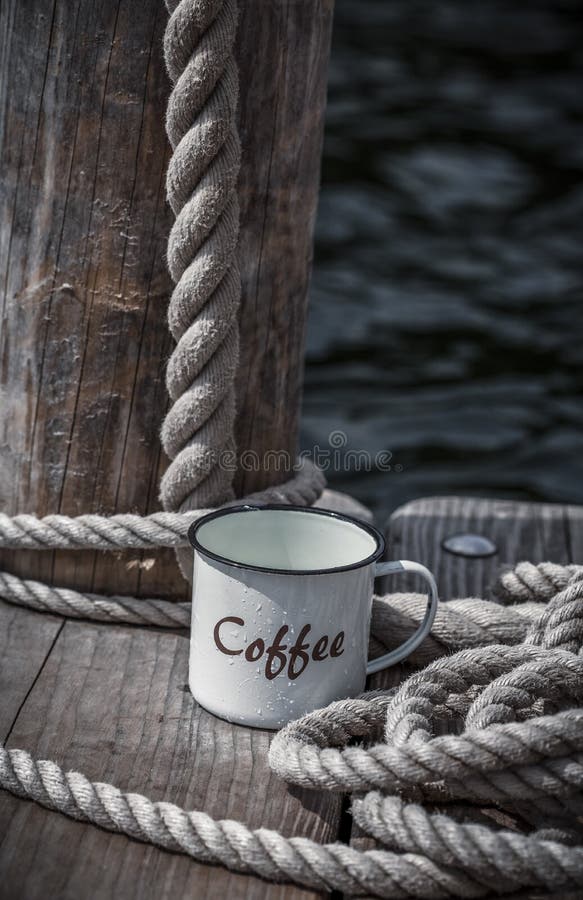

[301,0,583,522]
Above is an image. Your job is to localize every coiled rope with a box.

[1,563,583,897]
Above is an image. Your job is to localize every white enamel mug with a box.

[188,505,439,729]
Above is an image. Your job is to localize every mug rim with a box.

[188,504,386,576]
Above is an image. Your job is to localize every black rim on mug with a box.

[188,504,386,577]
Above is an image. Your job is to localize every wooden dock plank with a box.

[0,603,62,739]
[387,495,574,599]
[351,495,581,900]
[565,504,583,563]
[0,620,337,898]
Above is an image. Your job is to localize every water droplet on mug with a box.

[256,603,262,612]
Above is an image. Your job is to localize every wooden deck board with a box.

[0,604,63,739]
[351,495,582,900]
[0,621,337,898]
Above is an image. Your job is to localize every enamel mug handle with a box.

[366,560,439,675]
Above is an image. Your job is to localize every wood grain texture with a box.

[233,0,334,495]
[0,603,62,739]
[351,495,581,900]
[0,0,182,599]
[0,0,334,600]
[565,504,583,563]
[0,619,337,898]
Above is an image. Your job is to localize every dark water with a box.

[301,0,583,523]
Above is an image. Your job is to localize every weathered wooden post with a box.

[0,0,334,598]
[234,2,334,496]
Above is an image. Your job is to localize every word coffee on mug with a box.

[188,505,439,729]
[213,614,346,680]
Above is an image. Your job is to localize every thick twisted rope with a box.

[495,561,583,603]
[2,563,583,897]
[2,742,581,898]
[0,462,324,553]
[352,794,583,896]
[160,0,241,514]
[270,655,583,806]
[8,744,581,900]
[0,510,196,551]
[0,567,546,637]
